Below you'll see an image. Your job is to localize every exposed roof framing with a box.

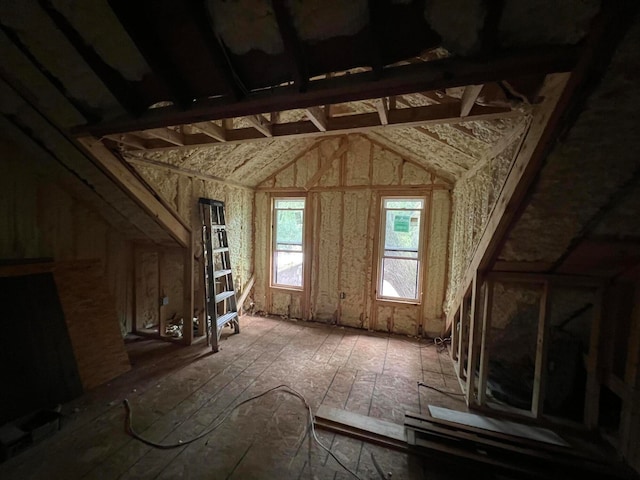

[272,0,308,92]
[38,0,147,116]
[75,46,578,138]
[102,101,523,154]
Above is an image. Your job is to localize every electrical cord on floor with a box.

[400,336,451,351]
[417,381,465,398]
[123,384,363,480]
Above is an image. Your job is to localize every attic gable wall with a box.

[255,134,451,336]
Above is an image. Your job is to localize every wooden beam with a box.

[458,117,531,182]
[105,133,147,150]
[305,138,348,190]
[0,24,99,123]
[531,281,550,418]
[376,98,389,125]
[107,0,192,108]
[77,45,579,137]
[191,121,226,142]
[245,114,272,137]
[415,127,479,165]
[446,72,570,329]
[182,241,194,345]
[466,274,481,405]
[125,156,253,191]
[38,0,144,115]
[365,132,459,183]
[584,286,605,428]
[184,0,244,99]
[77,136,191,247]
[460,84,484,116]
[477,279,494,406]
[145,128,184,146]
[237,275,256,314]
[305,106,327,132]
[272,0,307,91]
[112,103,521,158]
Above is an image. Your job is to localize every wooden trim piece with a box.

[77,136,191,247]
[531,281,550,418]
[105,133,147,150]
[446,72,570,330]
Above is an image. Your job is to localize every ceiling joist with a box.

[305,106,327,132]
[75,45,578,138]
[112,103,522,153]
[191,121,226,142]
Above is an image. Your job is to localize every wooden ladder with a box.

[199,198,239,352]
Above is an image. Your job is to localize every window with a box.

[378,197,425,302]
[272,198,305,288]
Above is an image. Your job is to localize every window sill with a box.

[376,297,422,306]
[270,285,304,293]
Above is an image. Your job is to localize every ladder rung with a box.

[213,269,232,279]
[215,290,235,303]
[212,224,226,230]
[213,247,229,254]
[217,311,238,328]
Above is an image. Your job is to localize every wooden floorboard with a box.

[0,315,465,480]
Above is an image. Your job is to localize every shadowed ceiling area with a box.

[0,0,597,186]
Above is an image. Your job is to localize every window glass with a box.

[273,198,305,288]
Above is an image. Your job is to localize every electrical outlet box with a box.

[160,296,169,306]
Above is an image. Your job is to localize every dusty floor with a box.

[0,315,466,480]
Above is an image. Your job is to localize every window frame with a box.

[271,196,306,290]
[376,195,427,304]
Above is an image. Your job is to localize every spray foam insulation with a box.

[0,1,120,112]
[500,19,640,263]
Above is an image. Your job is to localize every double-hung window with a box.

[272,198,305,288]
[378,197,425,302]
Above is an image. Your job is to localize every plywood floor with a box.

[0,315,466,480]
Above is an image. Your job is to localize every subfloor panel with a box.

[0,315,465,480]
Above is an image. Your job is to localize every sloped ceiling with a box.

[0,1,597,191]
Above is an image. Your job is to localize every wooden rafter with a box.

[76,45,579,138]
[191,121,226,142]
[38,0,145,116]
[245,114,272,137]
[107,1,192,108]
[460,84,484,116]
[304,138,349,190]
[376,98,389,125]
[109,103,521,154]
[184,1,244,99]
[0,24,99,123]
[305,106,327,132]
[272,0,308,91]
[145,128,184,146]
[364,132,458,183]
[414,127,479,164]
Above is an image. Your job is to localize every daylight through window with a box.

[272,198,305,288]
[378,197,425,302]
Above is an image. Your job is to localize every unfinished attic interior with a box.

[2,0,640,478]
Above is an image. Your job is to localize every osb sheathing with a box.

[500,19,640,263]
[1,139,134,334]
[132,164,254,314]
[254,135,451,336]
